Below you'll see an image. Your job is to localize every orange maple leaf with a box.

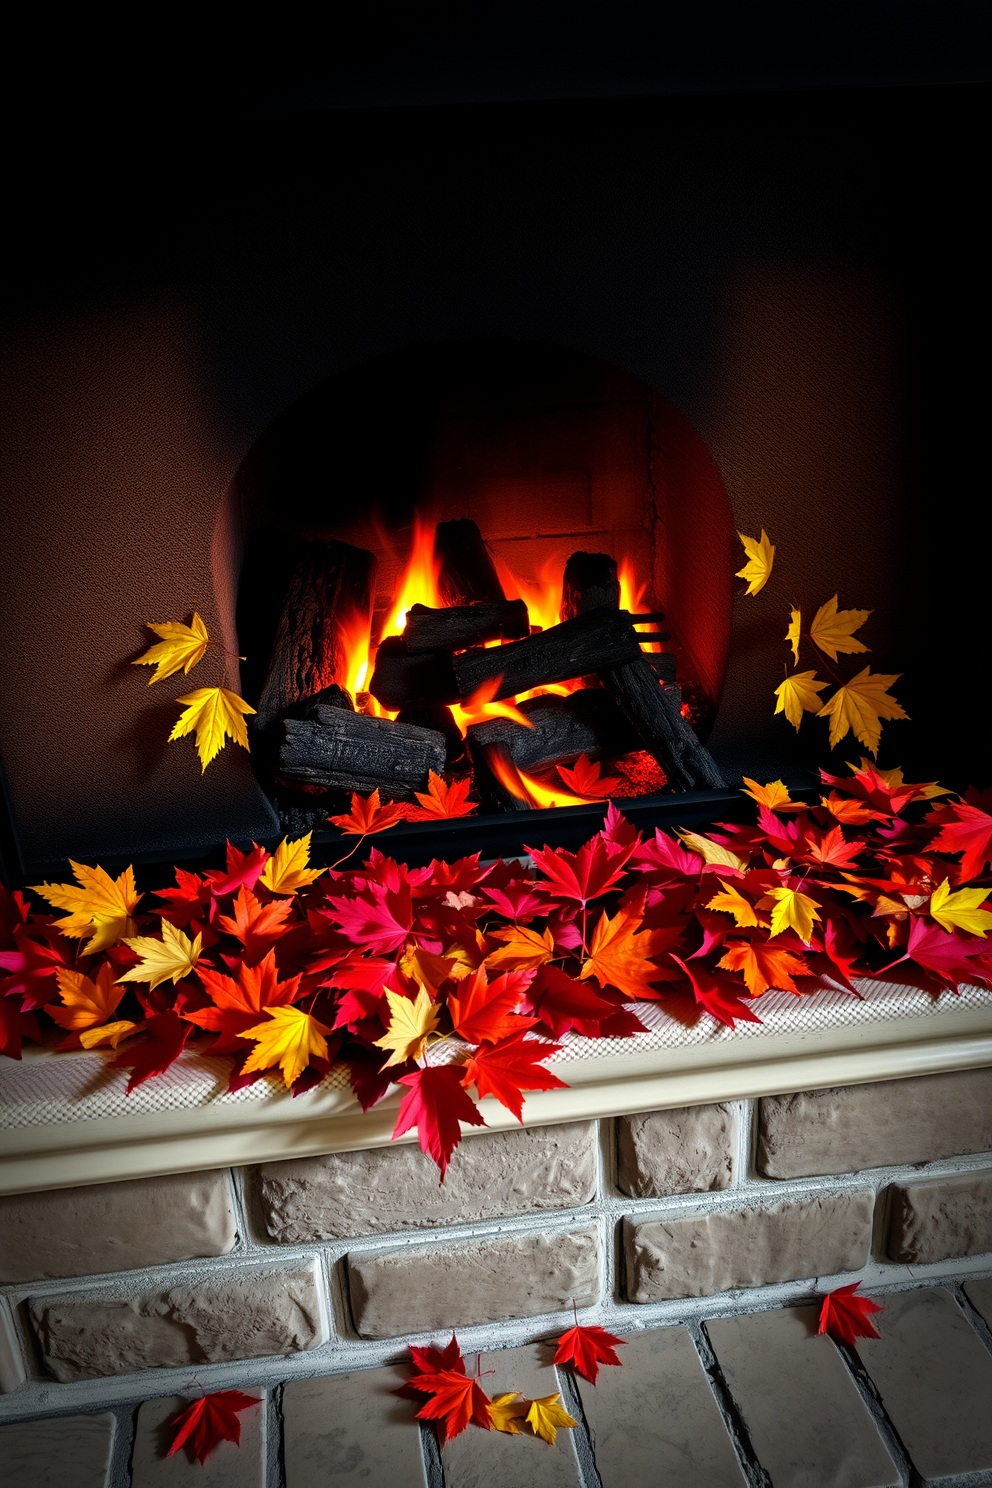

[718,941,812,996]
[485,924,556,972]
[408,1369,493,1441]
[409,771,476,820]
[48,963,141,1047]
[184,948,302,1051]
[327,789,406,835]
[216,887,294,959]
[579,894,664,1000]
[447,967,537,1044]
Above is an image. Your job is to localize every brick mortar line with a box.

[685,1318,770,1488]
[832,1337,914,1487]
[553,1363,604,1488]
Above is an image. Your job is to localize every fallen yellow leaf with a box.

[761,885,821,944]
[133,613,209,685]
[170,686,255,771]
[373,985,440,1067]
[486,924,556,972]
[525,1394,577,1446]
[488,1394,529,1434]
[774,671,828,731]
[118,919,202,990]
[49,963,131,1038]
[78,1020,142,1049]
[676,830,749,873]
[706,881,760,927]
[400,944,475,993]
[809,594,871,662]
[786,608,802,665]
[817,669,908,756]
[259,833,325,895]
[736,530,775,597]
[31,861,141,953]
[240,1005,333,1088]
[928,879,992,938]
[741,778,804,813]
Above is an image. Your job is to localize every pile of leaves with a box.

[2,762,990,1177]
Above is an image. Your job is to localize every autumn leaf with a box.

[216,888,294,961]
[461,1031,566,1120]
[328,789,406,835]
[527,836,636,906]
[239,1004,333,1088]
[554,1324,626,1384]
[374,985,441,1067]
[580,896,665,1000]
[742,778,805,813]
[447,968,537,1044]
[485,924,556,972]
[818,1283,883,1347]
[676,830,748,874]
[809,594,871,662]
[705,881,760,927]
[526,1394,577,1446]
[111,1009,192,1091]
[488,1393,529,1434]
[762,885,821,944]
[117,919,202,990]
[170,686,255,770]
[556,754,619,799]
[928,878,992,938]
[670,954,763,1028]
[409,1369,492,1441]
[786,608,802,664]
[736,530,775,596]
[929,798,992,882]
[133,613,210,685]
[718,941,812,996]
[49,963,136,1044]
[408,1333,465,1378]
[393,1063,486,1177]
[30,861,141,953]
[259,833,325,895]
[774,670,828,730]
[410,771,476,820]
[166,1390,262,1465]
[820,791,890,825]
[818,669,908,756]
[184,949,302,1051]
[802,825,866,869]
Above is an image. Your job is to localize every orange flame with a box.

[487,747,592,809]
[619,556,662,653]
[381,513,442,641]
[338,607,373,698]
[450,676,536,735]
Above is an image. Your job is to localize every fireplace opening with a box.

[233,341,736,839]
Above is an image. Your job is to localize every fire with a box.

[487,747,592,809]
[338,607,373,698]
[450,677,535,733]
[381,512,442,640]
[619,557,661,652]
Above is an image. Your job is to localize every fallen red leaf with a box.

[183,949,303,1052]
[928,795,992,883]
[393,1063,487,1176]
[204,842,270,898]
[166,1389,262,1464]
[447,968,537,1044]
[817,1282,883,1347]
[408,1368,492,1441]
[554,1323,626,1384]
[526,835,635,906]
[461,1031,566,1120]
[111,1010,192,1091]
[328,789,406,835]
[556,753,619,799]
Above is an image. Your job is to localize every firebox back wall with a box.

[0,85,985,876]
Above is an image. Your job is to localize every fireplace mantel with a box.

[3,978,991,1196]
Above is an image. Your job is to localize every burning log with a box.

[367,636,460,711]
[561,549,724,792]
[279,706,446,796]
[396,705,466,766]
[452,609,642,701]
[434,518,507,606]
[466,689,638,773]
[254,540,377,732]
[404,599,530,653]
[467,741,532,814]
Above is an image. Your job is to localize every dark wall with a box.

[1,83,986,875]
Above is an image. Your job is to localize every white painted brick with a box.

[131,1391,266,1486]
[756,1068,992,1178]
[624,1190,873,1301]
[0,1170,237,1283]
[258,1122,596,1241]
[0,1411,116,1487]
[348,1227,600,1339]
[283,1368,427,1487]
[616,1105,733,1197]
[885,1168,992,1264]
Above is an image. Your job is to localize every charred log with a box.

[254,540,377,732]
[396,705,466,766]
[561,551,621,618]
[600,658,724,791]
[284,683,354,719]
[404,599,530,653]
[434,518,506,606]
[280,706,445,796]
[467,739,532,813]
[452,609,642,701]
[368,636,459,710]
[466,689,638,773]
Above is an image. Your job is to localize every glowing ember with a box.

[487,747,593,809]
[450,676,536,734]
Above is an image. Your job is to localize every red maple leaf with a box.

[480,880,547,922]
[393,1063,486,1177]
[0,992,41,1060]
[324,880,413,956]
[632,828,704,878]
[328,789,405,835]
[155,867,217,931]
[409,1332,466,1377]
[522,964,619,1037]
[556,753,619,799]
[818,1282,883,1347]
[166,1389,262,1465]
[447,968,537,1044]
[111,1010,192,1091]
[0,924,72,1009]
[346,1040,415,1111]
[526,834,635,907]
[407,772,477,820]
[204,842,270,898]
[598,801,641,854]
[670,954,762,1029]
[408,1368,492,1441]
[801,825,867,870]
[928,795,992,883]
[216,887,294,962]
[890,917,992,990]
[460,1031,566,1120]
[184,948,303,1051]
[554,1323,626,1384]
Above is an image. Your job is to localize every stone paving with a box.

[3,1279,992,1486]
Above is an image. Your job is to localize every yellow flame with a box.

[381,513,442,641]
[487,747,591,808]
[450,676,536,736]
[619,556,662,653]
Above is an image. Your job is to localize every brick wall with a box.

[1,1069,991,1482]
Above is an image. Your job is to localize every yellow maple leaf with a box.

[774,671,828,731]
[486,924,556,972]
[676,830,749,873]
[259,833,325,895]
[373,985,440,1067]
[761,885,821,944]
[786,608,802,665]
[808,594,871,662]
[240,1005,333,1088]
[706,881,760,927]
[170,686,255,770]
[817,669,908,756]
[928,879,992,938]
[736,530,775,596]
[31,861,141,953]
[741,778,804,813]
[525,1393,577,1446]
[132,613,210,684]
[78,1019,142,1049]
[118,919,203,990]
[488,1394,529,1434]
[49,964,139,1049]
[400,944,476,994]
